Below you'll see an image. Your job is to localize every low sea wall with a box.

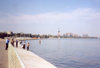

[8,43,25,68]
[8,43,57,68]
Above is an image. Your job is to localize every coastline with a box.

[16,47,57,68]
[8,37,57,68]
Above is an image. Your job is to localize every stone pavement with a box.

[0,39,8,68]
[16,44,57,68]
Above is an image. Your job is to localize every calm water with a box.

[28,38,100,68]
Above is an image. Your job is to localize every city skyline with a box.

[0,31,98,38]
[0,0,100,36]
[0,31,98,39]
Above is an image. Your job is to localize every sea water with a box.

[28,38,100,68]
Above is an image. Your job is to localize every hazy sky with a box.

[0,0,100,36]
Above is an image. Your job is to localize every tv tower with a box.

[57,29,60,38]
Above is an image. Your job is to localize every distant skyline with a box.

[0,0,100,36]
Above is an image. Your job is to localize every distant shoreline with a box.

[0,37,99,41]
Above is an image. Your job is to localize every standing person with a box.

[39,39,41,45]
[20,41,22,47]
[20,41,22,45]
[27,42,30,51]
[5,38,9,50]
[11,38,14,46]
[16,40,18,47]
[22,41,26,49]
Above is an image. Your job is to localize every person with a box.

[22,41,26,49]
[20,41,22,44]
[11,38,14,46]
[5,38,9,50]
[16,40,18,47]
[19,41,22,47]
[39,39,41,45]
[27,42,30,51]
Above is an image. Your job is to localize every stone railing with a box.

[8,43,25,68]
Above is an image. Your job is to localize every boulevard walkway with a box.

[0,39,8,68]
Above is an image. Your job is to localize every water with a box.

[28,38,100,68]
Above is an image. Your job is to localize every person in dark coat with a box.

[11,38,14,46]
[22,41,26,49]
[16,40,18,47]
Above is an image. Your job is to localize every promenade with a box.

[0,39,8,68]
[0,38,57,68]
[16,48,57,68]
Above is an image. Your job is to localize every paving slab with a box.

[16,45,57,68]
[0,39,8,68]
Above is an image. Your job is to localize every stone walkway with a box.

[0,39,8,68]
[16,44,57,68]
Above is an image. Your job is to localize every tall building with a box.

[57,29,60,38]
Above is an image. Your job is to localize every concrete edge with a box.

[16,44,57,68]
[14,48,26,68]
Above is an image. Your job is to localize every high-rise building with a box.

[57,29,60,38]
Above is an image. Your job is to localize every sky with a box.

[0,0,100,36]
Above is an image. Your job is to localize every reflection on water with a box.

[39,39,41,45]
[29,38,100,68]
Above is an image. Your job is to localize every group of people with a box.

[5,38,30,51]
[20,41,30,51]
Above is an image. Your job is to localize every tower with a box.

[57,29,60,38]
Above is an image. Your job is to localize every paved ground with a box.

[0,39,8,68]
[16,45,57,68]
